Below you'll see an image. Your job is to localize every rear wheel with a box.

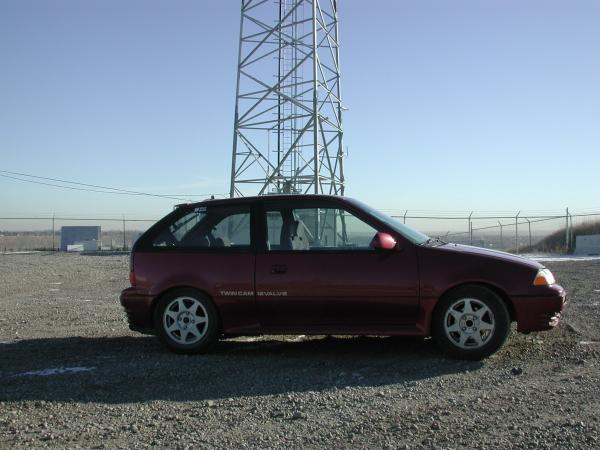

[433,286,510,360]
[154,288,219,354]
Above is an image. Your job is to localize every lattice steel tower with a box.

[230,0,345,197]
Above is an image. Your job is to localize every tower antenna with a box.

[230,0,345,197]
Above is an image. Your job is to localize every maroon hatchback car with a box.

[120,195,566,360]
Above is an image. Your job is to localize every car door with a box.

[254,199,420,330]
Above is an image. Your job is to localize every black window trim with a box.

[256,197,401,255]
[135,201,259,254]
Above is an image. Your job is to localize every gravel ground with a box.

[0,253,599,449]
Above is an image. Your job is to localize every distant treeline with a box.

[520,220,600,253]
[0,230,57,236]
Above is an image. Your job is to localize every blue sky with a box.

[1,0,599,227]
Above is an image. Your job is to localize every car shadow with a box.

[0,335,483,403]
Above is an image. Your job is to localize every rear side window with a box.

[152,205,252,249]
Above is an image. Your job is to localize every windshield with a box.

[350,199,430,245]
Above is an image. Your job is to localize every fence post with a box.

[468,212,473,245]
[565,207,569,252]
[515,211,520,254]
[569,213,574,253]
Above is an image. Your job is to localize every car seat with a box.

[290,220,310,250]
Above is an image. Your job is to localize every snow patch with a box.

[238,337,262,342]
[0,251,41,255]
[285,335,307,342]
[526,255,600,262]
[13,366,96,377]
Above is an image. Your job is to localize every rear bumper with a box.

[514,285,567,333]
[120,287,155,333]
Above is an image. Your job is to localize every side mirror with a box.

[371,232,397,250]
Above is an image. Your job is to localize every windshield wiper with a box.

[420,237,446,246]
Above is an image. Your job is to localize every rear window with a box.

[152,205,251,249]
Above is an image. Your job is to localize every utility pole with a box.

[52,214,55,251]
[498,220,503,249]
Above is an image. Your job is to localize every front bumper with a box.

[514,284,567,333]
[120,287,155,334]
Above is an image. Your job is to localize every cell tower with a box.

[230,0,345,197]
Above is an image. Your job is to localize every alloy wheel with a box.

[162,296,209,344]
[444,298,495,349]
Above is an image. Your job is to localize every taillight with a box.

[129,252,136,286]
[129,271,136,286]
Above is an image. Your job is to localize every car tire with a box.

[433,285,510,360]
[154,288,219,354]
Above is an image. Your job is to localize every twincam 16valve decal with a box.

[218,290,288,297]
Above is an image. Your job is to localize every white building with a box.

[575,234,600,255]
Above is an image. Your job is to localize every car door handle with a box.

[271,264,288,274]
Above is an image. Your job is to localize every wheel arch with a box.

[434,282,516,325]
[150,285,223,333]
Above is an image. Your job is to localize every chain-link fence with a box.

[390,211,600,253]
[0,216,157,252]
[1,210,599,254]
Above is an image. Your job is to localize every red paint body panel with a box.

[512,284,567,332]
[122,252,259,334]
[119,195,567,338]
[418,244,542,300]
[255,245,419,326]
[416,243,566,333]
[120,287,153,331]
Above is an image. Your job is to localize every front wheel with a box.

[154,288,219,354]
[433,286,510,360]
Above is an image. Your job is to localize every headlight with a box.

[533,268,556,286]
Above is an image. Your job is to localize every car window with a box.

[265,206,377,251]
[348,198,430,245]
[265,211,283,249]
[153,205,251,249]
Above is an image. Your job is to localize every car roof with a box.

[177,194,355,209]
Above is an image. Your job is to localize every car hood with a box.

[436,243,544,270]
